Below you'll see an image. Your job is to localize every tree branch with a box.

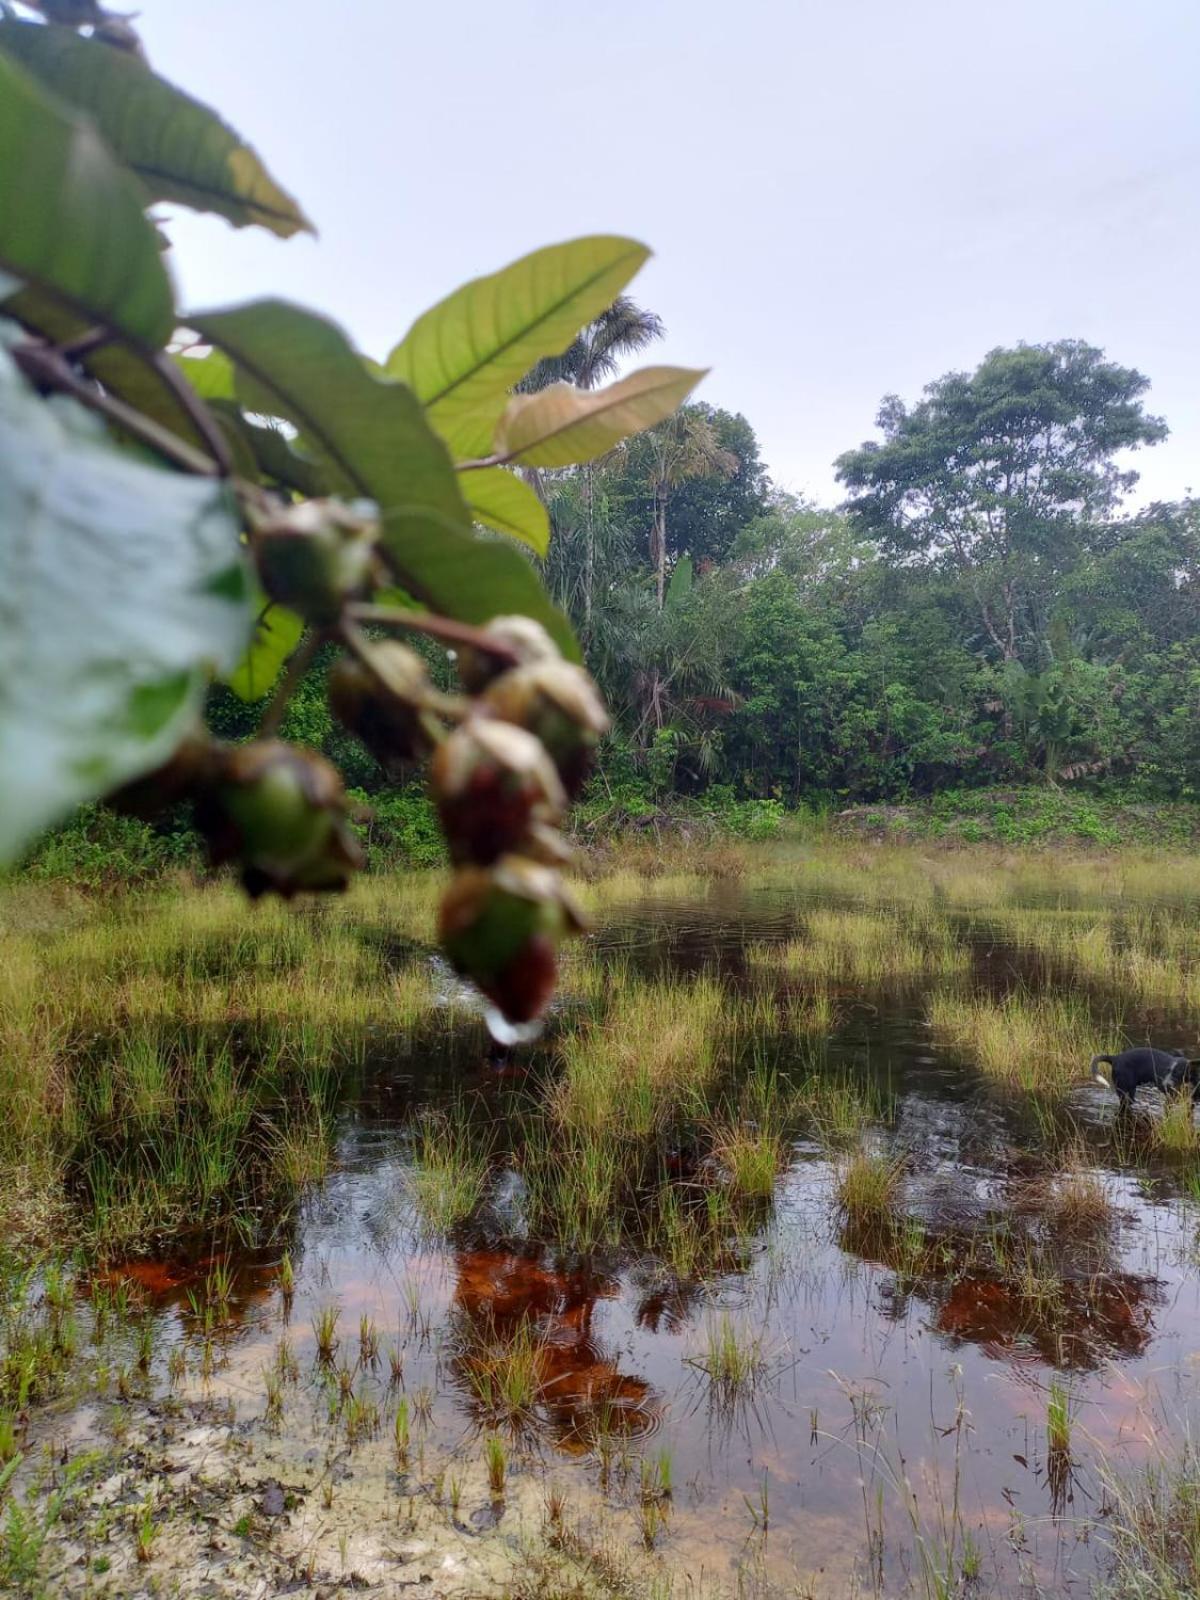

[13,341,221,477]
[345,602,521,665]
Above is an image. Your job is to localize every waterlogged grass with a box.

[0,879,447,1254]
[1097,1444,1200,1600]
[4,844,1200,1596]
[551,973,725,1140]
[757,907,969,986]
[929,989,1119,1094]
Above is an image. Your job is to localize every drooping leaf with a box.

[0,18,312,237]
[0,336,252,863]
[493,366,706,469]
[385,236,649,461]
[461,466,550,556]
[191,299,577,655]
[226,602,304,703]
[0,50,174,346]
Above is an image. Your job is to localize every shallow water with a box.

[74,884,1200,1596]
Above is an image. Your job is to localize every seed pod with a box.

[456,615,561,694]
[328,643,441,775]
[431,718,565,866]
[481,660,609,797]
[253,500,377,625]
[438,856,569,1023]
[196,740,364,899]
[106,731,218,820]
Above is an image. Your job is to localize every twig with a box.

[336,619,468,729]
[13,341,221,477]
[259,628,322,738]
[150,349,235,477]
[345,603,521,665]
[56,326,115,362]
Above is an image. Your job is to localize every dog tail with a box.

[1090,1054,1114,1086]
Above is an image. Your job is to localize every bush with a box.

[347,787,446,869]
[18,806,198,887]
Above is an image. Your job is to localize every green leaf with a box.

[493,366,706,469]
[462,466,550,556]
[0,50,174,346]
[0,337,252,864]
[226,602,304,703]
[0,19,312,237]
[385,236,649,460]
[666,554,694,609]
[191,299,577,656]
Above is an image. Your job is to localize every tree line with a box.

[202,325,1198,826]
[533,331,1199,806]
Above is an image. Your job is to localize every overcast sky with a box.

[139,0,1199,509]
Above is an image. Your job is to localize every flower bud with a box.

[431,718,565,865]
[196,740,364,899]
[456,615,561,694]
[480,661,609,796]
[328,643,441,775]
[253,500,377,625]
[438,856,569,1023]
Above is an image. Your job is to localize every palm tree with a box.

[521,299,665,639]
[644,409,739,609]
[518,297,665,393]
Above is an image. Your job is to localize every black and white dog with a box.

[1090,1048,1200,1107]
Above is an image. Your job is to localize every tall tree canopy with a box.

[835,342,1167,665]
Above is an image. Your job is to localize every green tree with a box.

[836,342,1167,668]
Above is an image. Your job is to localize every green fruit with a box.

[253,501,377,624]
[197,741,364,899]
[439,856,570,1021]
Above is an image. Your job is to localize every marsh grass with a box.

[835,1151,908,1226]
[1014,1151,1115,1237]
[688,1311,770,1395]
[551,973,724,1140]
[1096,1443,1200,1600]
[756,908,968,987]
[796,1070,887,1149]
[0,878,453,1257]
[929,989,1116,1094]
[408,1106,495,1235]
[462,1317,543,1429]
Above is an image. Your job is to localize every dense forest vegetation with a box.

[202,331,1199,842]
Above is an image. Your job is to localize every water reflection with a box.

[446,1248,660,1448]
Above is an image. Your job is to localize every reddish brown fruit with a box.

[480,660,609,797]
[431,718,565,866]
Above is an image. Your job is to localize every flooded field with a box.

[3,848,1200,1597]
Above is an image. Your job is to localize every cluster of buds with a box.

[111,735,363,900]
[430,618,609,1025]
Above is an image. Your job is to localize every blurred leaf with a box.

[385,236,648,460]
[0,18,312,237]
[0,336,251,862]
[226,602,304,703]
[0,50,173,346]
[462,466,550,555]
[191,299,577,655]
[494,366,706,469]
[3,283,208,446]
